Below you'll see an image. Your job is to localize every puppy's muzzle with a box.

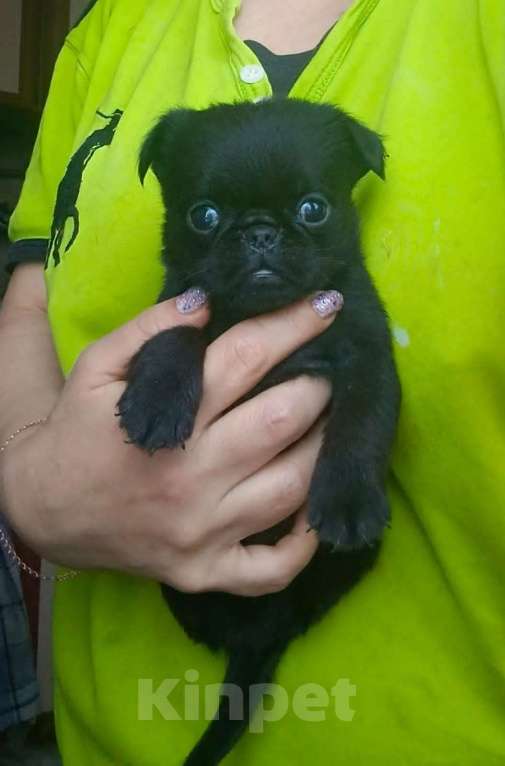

[241,222,282,282]
[244,223,280,253]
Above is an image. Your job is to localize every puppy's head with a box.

[140,99,385,315]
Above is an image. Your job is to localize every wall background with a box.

[70,0,90,26]
[0,1,22,94]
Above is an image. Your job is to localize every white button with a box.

[240,64,265,84]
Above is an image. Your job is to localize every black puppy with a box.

[118,99,401,765]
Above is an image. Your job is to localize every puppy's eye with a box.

[297,195,330,227]
[187,203,220,233]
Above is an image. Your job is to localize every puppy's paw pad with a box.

[308,479,390,551]
[354,490,390,546]
[308,512,356,551]
[117,378,197,452]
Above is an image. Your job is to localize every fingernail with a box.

[176,287,208,314]
[311,290,344,318]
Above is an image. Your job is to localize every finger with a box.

[218,418,326,540]
[195,292,342,429]
[74,289,210,386]
[198,376,331,485]
[219,506,318,596]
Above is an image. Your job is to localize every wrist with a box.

[0,420,49,549]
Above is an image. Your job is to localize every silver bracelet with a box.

[0,418,78,582]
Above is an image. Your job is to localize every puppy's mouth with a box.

[250,268,284,284]
[221,262,305,315]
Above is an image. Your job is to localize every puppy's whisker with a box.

[179,265,211,283]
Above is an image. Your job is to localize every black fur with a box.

[117,99,401,765]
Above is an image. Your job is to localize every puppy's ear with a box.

[341,112,386,183]
[348,119,386,180]
[138,127,159,185]
[138,109,192,185]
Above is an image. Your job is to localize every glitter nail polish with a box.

[311,290,344,318]
[175,287,208,314]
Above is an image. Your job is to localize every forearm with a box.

[0,264,63,442]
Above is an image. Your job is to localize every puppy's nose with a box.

[244,225,279,252]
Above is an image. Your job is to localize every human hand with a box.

[0,291,338,595]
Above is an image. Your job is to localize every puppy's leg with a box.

[308,353,400,550]
[308,416,390,550]
[117,326,206,452]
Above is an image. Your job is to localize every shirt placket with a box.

[215,0,273,102]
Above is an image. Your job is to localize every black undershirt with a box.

[244,38,319,98]
[5,34,326,273]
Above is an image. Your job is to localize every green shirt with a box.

[9,1,505,764]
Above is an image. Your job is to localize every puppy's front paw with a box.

[308,460,390,550]
[116,327,205,453]
[117,374,199,452]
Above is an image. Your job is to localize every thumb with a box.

[75,288,209,386]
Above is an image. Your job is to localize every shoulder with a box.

[65,0,155,74]
[70,0,167,32]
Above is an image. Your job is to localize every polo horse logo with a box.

[45,109,124,268]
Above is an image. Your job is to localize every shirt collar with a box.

[210,0,240,14]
